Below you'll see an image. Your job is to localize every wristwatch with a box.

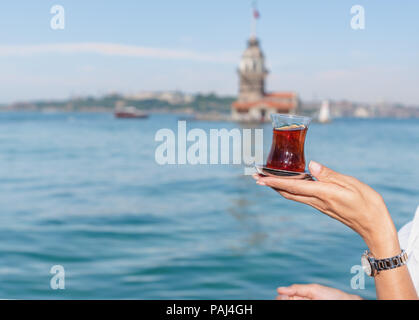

[361,250,408,277]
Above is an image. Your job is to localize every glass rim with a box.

[270,113,312,123]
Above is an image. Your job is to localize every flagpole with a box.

[251,12,256,38]
[251,1,258,38]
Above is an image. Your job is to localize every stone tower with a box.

[231,4,299,122]
[237,36,268,102]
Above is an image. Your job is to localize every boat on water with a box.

[318,100,331,123]
[114,106,148,119]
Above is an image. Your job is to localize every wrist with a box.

[358,201,400,258]
[363,223,400,259]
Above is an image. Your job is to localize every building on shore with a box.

[231,7,299,122]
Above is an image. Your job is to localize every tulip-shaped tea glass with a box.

[256,114,312,179]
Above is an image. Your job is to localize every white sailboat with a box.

[318,100,331,123]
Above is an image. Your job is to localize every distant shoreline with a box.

[1,91,419,119]
[0,107,237,122]
[2,108,419,122]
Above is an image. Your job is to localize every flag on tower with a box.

[252,1,260,19]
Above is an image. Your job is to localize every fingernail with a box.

[256,180,266,186]
[309,160,322,175]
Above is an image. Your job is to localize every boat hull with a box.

[114,112,148,119]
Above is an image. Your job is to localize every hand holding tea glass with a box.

[253,114,417,299]
[255,160,397,256]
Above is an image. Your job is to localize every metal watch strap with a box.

[370,250,408,273]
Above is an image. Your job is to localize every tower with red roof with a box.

[231,3,300,122]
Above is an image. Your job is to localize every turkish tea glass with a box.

[266,114,311,173]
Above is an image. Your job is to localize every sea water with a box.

[0,112,418,299]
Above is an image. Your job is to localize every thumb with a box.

[308,161,346,184]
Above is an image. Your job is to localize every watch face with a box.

[361,255,372,276]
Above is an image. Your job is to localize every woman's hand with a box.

[257,161,418,299]
[276,283,362,300]
[253,161,399,258]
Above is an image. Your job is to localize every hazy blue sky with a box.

[1,0,418,104]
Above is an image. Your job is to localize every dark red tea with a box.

[266,125,308,172]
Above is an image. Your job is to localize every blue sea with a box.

[0,112,418,299]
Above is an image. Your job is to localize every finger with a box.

[309,161,353,187]
[277,286,296,295]
[276,294,310,300]
[278,191,323,209]
[256,176,332,198]
[289,296,310,300]
[277,284,315,300]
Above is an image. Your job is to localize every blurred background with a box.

[0,0,418,299]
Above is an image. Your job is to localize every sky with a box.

[0,0,418,105]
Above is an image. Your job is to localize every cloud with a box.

[0,42,237,63]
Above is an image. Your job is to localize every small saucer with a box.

[255,165,314,180]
